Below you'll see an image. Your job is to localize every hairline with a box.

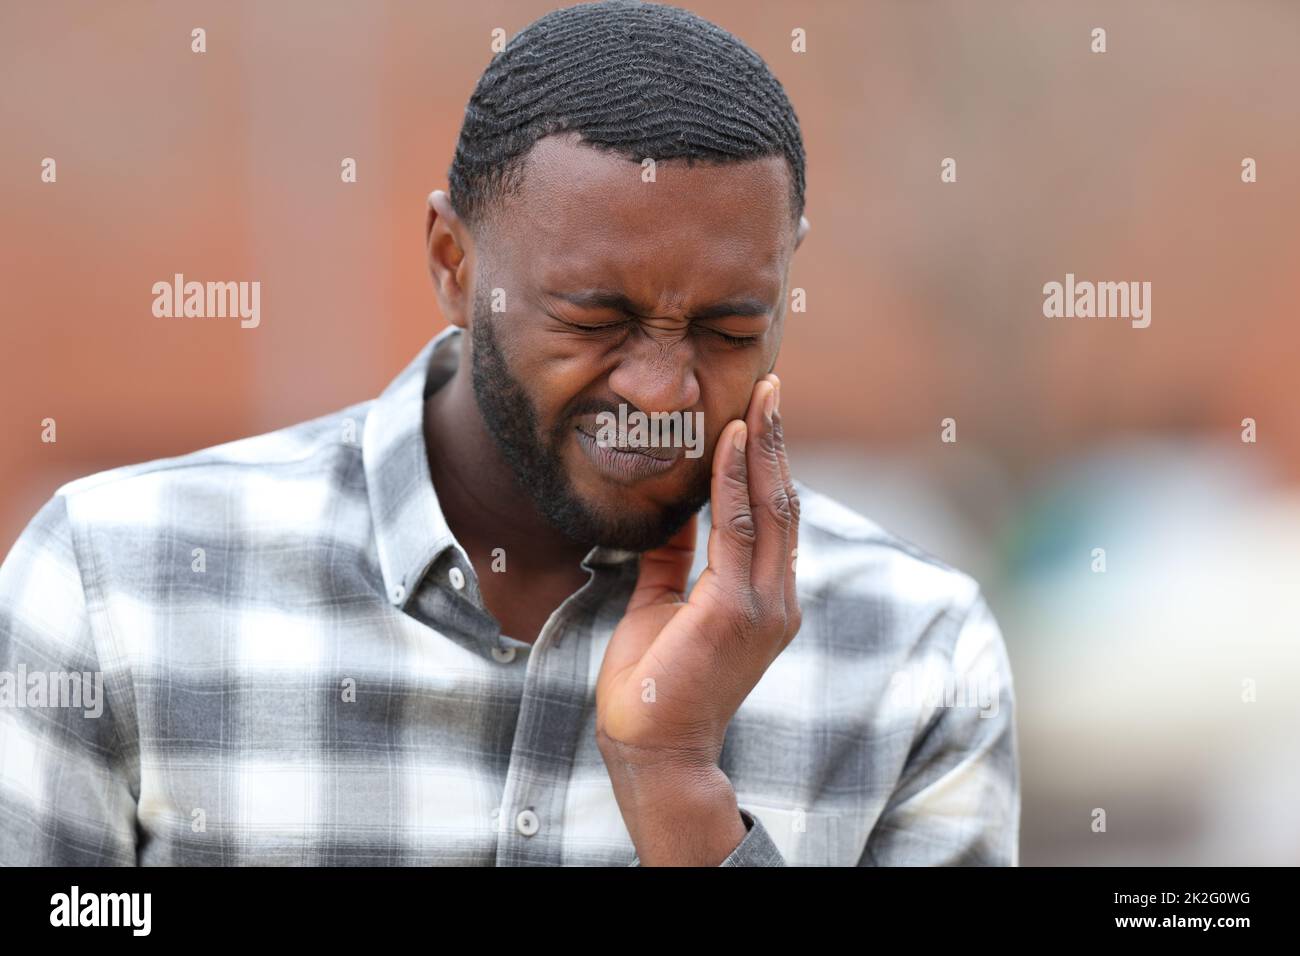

[464,133,803,247]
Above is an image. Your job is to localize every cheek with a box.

[515,336,607,423]
[699,360,765,436]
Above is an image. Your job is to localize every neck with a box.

[422,370,592,577]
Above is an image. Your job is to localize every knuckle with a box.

[726,510,757,542]
[776,609,802,653]
[766,484,793,523]
[786,485,802,522]
[727,599,764,641]
[787,604,803,639]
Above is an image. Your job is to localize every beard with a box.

[468,288,709,553]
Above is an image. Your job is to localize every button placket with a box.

[492,598,587,864]
[492,564,629,865]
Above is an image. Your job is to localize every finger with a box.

[745,377,793,597]
[706,418,754,590]
[766,375,802,643]
[764,375,789,495]
[627,513,698,612]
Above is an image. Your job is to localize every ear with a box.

[794,214,811,251]
[426,189,473,330]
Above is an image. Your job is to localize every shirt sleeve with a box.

[0,493,138,865]
[626,806,787,866]
[718,807,786,865]
[859,592,1021,866]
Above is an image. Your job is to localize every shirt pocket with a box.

[739,802,849,866]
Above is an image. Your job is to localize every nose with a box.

[606,326,701,416]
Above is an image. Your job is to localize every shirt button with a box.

[491,646,517,664]
[448,566,466,590]
[390,584,406,603]
[515,808,539,837]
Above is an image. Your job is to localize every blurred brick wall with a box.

[3,0,1297,549]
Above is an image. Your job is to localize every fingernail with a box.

[732,422,747,453]
[770,376,781,413]
[763,383,776,421]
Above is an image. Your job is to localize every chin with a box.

[571,469,702,517]
[551,441,709,551]
[590,512,697,553]
[579,484,708,552]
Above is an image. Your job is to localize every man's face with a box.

[465,133,799,552]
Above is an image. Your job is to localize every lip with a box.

[574,426,681,483]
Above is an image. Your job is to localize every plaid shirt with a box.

[0,327,1019,866]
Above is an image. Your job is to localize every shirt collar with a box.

[363,326,637,612]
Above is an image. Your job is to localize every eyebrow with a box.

[545,289,771,321]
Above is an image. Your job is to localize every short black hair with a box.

[448,0,806,234]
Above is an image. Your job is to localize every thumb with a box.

[626,513,698,613]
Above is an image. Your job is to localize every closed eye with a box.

[551,311,758,348]
[551,313,630,335]
[701,327,760,348]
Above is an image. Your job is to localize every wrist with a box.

[614,763,748,866]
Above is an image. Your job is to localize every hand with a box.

[595,374,801,861]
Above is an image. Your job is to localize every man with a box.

[0,0,1018,866]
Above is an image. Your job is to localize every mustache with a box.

[562,397,628,422]
[562,398,714,424]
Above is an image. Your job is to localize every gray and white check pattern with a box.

[0,327,1019,866]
